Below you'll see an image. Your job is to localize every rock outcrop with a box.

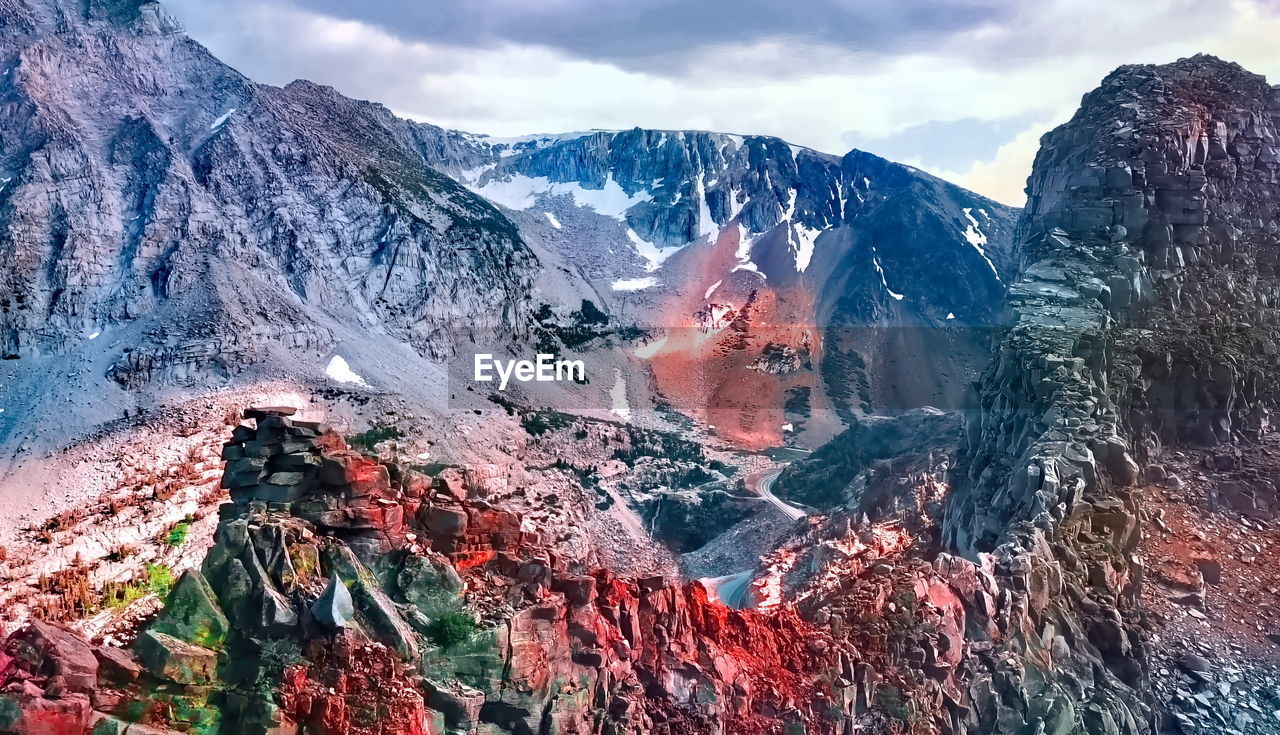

[2,407,973,734]
[944,55,1280,734]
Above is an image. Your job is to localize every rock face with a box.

[944,55,1280,733]
[0,0,535,383]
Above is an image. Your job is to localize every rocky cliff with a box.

[1,406,976,734]
[0,0,536,384]
[942,55,1280,734]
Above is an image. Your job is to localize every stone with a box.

[0,689,91,735]
[1194,558,1222,586]
[312,573,356,630]
[244,406,298,420]
[134,630,218,685]
[2,622,100,694]
[423,506,468,538]
[1179,653,1212,674]
[149,570,231,649]
[92,646,143,684]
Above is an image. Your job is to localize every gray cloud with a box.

[280,0,1014,72]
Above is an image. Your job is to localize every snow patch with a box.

[87,332,100,340]
[946,312,956,320]
[210,108,236,130]
[704,280,723,300]
[611,277,658,291]
[791,224,821,273]
[609,369,631,420]
[626,229,684,271]
[470,173,650,219]
[634,335,669,359]
[544,211,562,229]
[325,356,368,386]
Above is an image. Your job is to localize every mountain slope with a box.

[0,0,535,388]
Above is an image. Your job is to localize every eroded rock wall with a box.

[944,55,1280,734]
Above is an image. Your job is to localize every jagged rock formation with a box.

[1,405,996,734]
[0,0,535,384]
[943,55,1280,734]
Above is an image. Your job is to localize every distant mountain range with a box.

[0,0,1015,455]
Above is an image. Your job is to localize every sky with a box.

[164,0,1280,206]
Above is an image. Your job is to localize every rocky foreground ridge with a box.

[0,406,979,734]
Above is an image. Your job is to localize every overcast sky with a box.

[165,0,1280,206]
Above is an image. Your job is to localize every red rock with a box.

[2,622,99,694]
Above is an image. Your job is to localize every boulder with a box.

[2,622,99,694]
[312,573,356,630]
[135,631,218,685]
[150,570,231,649]
[92,646,143,684]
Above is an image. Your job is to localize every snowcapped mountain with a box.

[0,0,1017,458]
[413,127,1019,446]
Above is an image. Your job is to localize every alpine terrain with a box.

[1,1,1279,735]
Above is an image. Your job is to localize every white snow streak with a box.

[704,280,723,300]
[210,108,236,129]
[634,335,669,359]
[962,207,1001,281]
[611,277,658,291]
[544,211,562,229]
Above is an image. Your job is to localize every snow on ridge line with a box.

[612,277,658,291]
[325,355,368,386]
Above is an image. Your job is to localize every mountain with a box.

[0,0,1019,493]
[423,128,1019,446]
[3,1,1280,733]
[0,0,540,475]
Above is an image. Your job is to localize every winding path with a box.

[757,468,806,520]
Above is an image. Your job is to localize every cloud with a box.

[843,116,1043,173]
[161,0,1280,206]
[250,0,1014,74]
